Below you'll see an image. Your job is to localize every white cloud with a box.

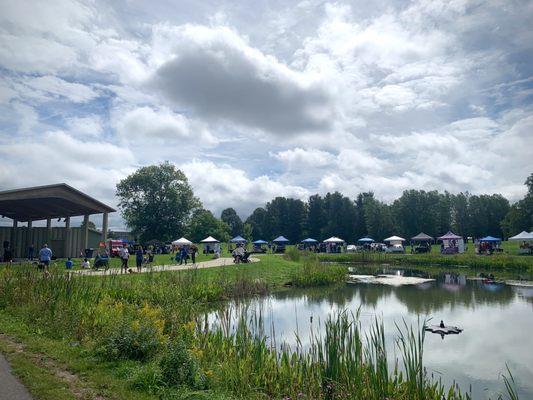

[23,75,99,103]
[65,115,104,137]
[113,106,218,145]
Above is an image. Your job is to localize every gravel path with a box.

[0,353,33,400]
[75,256,259,276]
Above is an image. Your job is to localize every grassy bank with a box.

[318,251,533,273]
[0,254,518,400]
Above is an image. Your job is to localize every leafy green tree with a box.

[245,207,268,239]
[307,194,325,240]
[501,173,533,237]
[188,209,231,243]
[243,223,253,242]
[116,162,201,242]
[220,208,243,237]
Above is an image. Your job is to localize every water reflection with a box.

[209,265,533,400]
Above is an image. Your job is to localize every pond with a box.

[210,265,533,399]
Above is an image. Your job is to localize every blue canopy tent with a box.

[253,240,268,244]
[272,236,289,253]
[301,238,318,243]
[479,236,502,242]
[358,237,374,243]
[251,239,268,254]
[272,236,290,243]
[229,235,247,243]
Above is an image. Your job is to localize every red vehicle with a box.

[108,240,124,257]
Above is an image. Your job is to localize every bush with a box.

[128,363,163,393]
[284,246,302,262]
[97,318,163,361]
[160,339,206,389]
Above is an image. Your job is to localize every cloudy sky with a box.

[1,0,532,229]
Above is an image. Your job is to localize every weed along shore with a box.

[1,251,528,399]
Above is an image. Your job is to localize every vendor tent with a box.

[252,240,268,244]
[200,236,219,243]
[384,235,405,243]
[301,238,318,243]
[509,231,533,240]
[411,232,434,242]
[438,231,463,240]
[272,236,290,243]
[229,235,247,243]
[323,236,345,243]
[172,237,192,246]
[479,236,501,242]
[358,237,374,243]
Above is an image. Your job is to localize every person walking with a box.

[190,245,197,264]
[119,243,130,274]
[135,246,144,273]
[38,243,52,271]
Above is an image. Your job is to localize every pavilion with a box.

[0,183,115,259]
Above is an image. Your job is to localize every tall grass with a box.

[0,263,520,399]
[289,254,347,287]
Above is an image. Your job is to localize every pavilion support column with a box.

[10,219,17,258]
[102,213,108,243]
[46,218,52,246]
[65,217,71,258]
[82,215,89,251]
[27,220,33,259]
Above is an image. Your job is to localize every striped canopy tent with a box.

[272,236,290,243]
[200,236,219,243]
[229,235,247,243]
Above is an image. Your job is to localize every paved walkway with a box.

[75,257,259,276]
[0,353,33,400]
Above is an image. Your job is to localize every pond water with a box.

[210,265,533,399]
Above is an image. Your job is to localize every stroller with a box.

[93,253,109,270]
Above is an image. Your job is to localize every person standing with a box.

[179,246,188,265]
[39,243,52,271]
[119,243,129,274]
[28,244,35,260]
[135,246,144,273]
[190,245,197,264]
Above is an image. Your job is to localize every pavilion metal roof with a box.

[0,183,115,222]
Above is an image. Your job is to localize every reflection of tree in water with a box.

[394,280,515,314]
[513,286,533,307]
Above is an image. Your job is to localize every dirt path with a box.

[75,256,259,276]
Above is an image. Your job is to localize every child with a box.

[65,257,73,269]
[81,258,90,269]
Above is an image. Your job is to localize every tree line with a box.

[116,162,533,243]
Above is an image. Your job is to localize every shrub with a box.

[284,246,302,262]
[96,317,163,361]
[128,363,163,393]
[160,339,206,389]
[291,258,347,287]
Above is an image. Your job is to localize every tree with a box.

[245,207,268,239]
[188,209,230,243]
[81,220,96,230]
[220,208,243,237]
[307,194,325,240]
[243,223,253,242]
[116,162,201,242]
[501,173,533,237]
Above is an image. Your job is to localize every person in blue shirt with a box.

[179,246,189,265]
[38,243,52,270]
[65,257,73,269]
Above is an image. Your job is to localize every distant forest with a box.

[225,173,533,242]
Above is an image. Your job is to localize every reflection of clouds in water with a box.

[208,282,533,399]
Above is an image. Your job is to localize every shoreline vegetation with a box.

[0,252,527,399]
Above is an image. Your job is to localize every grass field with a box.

[0,251,523,400]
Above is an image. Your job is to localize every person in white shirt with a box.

[81,258,90,269]
[119,244,129,274]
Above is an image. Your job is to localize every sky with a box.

[0,0,532,229]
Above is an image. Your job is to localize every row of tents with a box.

[171,231,533,247]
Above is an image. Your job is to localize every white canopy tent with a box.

[200,236,220,243]
[172,237,192,246]
[200,236,220,254]
[323,236,345,243]
[384,235,406,246]
[509,231,533,241]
